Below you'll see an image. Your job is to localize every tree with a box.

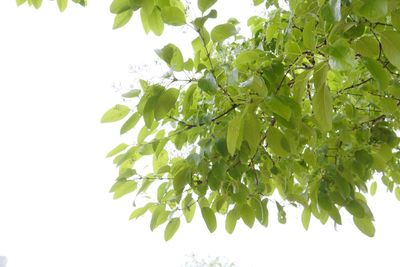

[19,0,400,239]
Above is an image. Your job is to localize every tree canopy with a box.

[19,0,400,239]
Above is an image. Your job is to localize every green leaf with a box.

[120,112,140,134]
[112,180,137,199]
[150,205,165,231]
[106,143,128,158]
[320,0,341,24]
[302,207,311,230]
[211,23,237,42]
[346,200,365,218]
[173,166,191,193]
[353,217,375,237]
[122,89,141,98]
[227,114,242,156]
[154,88,179,120]
[363,58,390,91]
[381,30,400,70]
[129,203,155,220]
[155,44,184,71]
[276,203,286,224]
[198,0,217,13]
[313,84,332,132]
[266,96,292,121]
[313,62,329,90]
[182,194,196,223]
[31,0,42,9]
[161,6,186,26]
[303,19,316,50]
[143,96,158,128]
[164,218,180,241]
[225,209,237,234]
[101,104,130,123]
[113,9,133,29]
[240,204,255,228]
[148,8,164,35]
[201,207,217,233]
[253,0,264,6]
[243,112,261,156]
[327,39,354,71]
[391,9,400,31]
[110,0,131,14]
[198,73,218,95]
[267,126,290,157]
[356,0,388,21]
[370,181,378,196]
[57,0,68,12]
[352,36,379,58]
[395,187,400,201]
[16,0,27,6]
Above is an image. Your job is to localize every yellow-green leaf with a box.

[161,6,186,26]
[101,104,130,123]
[198,0,217,13]
[267,126,290,157]
[240,204,255,228]
[201,207,217,233]
[154,88,179,120]
[313,85,332,131]
[57,0,68,12]
[381,30,400,70]
[302,207,311,230]
[395,187,400,201]
[227,114,242,156]
[225,209,237,234]
[363,58,390,91]
[370,181,378,196]
[106,143,128,158]
[352,36,379,58]
[353,217,375,237]
[113,9,133,29]
[120,112,141,134]
[164,218,180,241]
[211,23,237,42]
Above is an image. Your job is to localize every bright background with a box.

[0,1,399,267]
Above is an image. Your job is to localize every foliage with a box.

[19,0,400,239]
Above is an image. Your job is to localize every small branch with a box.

[336,78,372,95]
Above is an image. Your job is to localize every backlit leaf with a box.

[353,217,375,237]
[113,9,133,29]
[164,218,180,241]
[161,6,186,26]
[101,104,130,123]
[201,207,217,233]
[198,0,217,13]
[211,23,237,42]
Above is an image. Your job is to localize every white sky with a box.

[0,1,400,267]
